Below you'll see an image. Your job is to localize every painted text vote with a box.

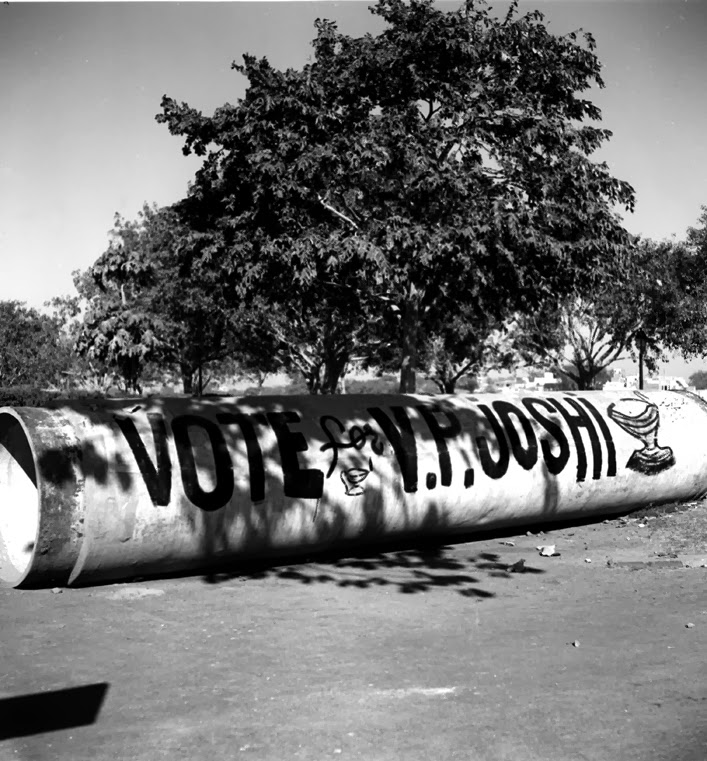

[113,397,617,512]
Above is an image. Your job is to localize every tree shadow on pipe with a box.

[185,394,524,586]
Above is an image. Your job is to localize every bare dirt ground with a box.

[2,500,707,761]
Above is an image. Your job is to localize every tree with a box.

[261,304,363,395]
[681,206,707,357]
[219,278,374,395]
[513,292,635,390]
[554,364,612,391]
[689,370,707,390]
[628,235,707,371]
[75,206,171,393]
[0,301,74,388]
[76,204,241,394]
[364,307,518,393]
[159,74,382,393]
[43,292,97,391]
[423,314,519,394]
[686,205,707,257]
[157,0,635,393]
[513,233,707,390]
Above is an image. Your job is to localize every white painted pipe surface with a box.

[1,391,705,588]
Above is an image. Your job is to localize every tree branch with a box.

[317,195,359,230]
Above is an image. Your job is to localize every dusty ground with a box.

[2,500,707,761]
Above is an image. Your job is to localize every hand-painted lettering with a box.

[115,396,622,510]
[492,400,538,471]
[171,415,235,511]
[417,405,462,487]
[475,404,510,479]
[114,413,172,506]
[266,411,324,499]
[577,398,617,478]
[522,398,570,475]
[367,406,418,493]
[319,416,385,478]
[216,412,269,503]
[550,398,600,481]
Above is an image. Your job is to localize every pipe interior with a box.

[0,413,39,585]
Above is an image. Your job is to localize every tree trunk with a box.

[321,346,349,395]
[305,363,324,394]
[574,366,600,390]
[430,358,463,394]
[432,374,457,394]
[181,363,194,395]
[320,363,345,394]
[121,357,142,395]
[442,377,457,394]
[399,295,419,393]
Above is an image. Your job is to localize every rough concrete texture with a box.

[1,500,707,761]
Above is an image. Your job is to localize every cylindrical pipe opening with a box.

[0,413,39,585]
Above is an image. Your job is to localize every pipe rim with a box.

[0,409,40,586]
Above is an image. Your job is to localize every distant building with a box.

[603,375,695,392]
[478,369,562,392]
[530,371,563,391]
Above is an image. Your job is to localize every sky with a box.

[1,0,706,377]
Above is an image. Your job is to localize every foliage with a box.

[513,291,635,390]
[689,370,707,390]
[515,232,707,390]
[75,204,239,394]
[423,314,519,393]
[626,237,707,365]
[157,0,635,394]
[0,386,58,407]
[366,311,516,393]
[686,205,707,257]
[227,297,367,395]
[0,301,75,389]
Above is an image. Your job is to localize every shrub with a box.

[0,386,59,407]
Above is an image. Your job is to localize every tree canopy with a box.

[156,0,635,393]
[512,231,707,389]
[0,301,74,388]
[689,370,707,390]
[75,204,240,393]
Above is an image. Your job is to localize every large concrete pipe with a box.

[1,391,706,588]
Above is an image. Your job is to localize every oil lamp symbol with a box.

[340,467,370,496]
[607,394,675,475]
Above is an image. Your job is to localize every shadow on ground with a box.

[0,682,110,740]
[194,500,701,596]
[200,539,545,598]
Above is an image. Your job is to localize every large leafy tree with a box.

[157,0,635,393]
[159,68,381,394]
